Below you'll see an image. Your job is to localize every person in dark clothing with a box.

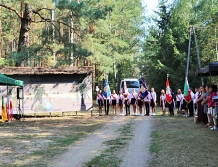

[168,89,175,116]
[103,95,110,115]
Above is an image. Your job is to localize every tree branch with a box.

[33,7,53,13]
[32,19,82,39]
[0,4,22,18]
[32,12,77,32]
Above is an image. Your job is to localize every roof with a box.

[195,62,218,77]
[0,66,93,75]
[0,73,23,86]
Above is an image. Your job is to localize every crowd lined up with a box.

[96,83,218,130]
[96,85,157,117]
[174,85,218,130]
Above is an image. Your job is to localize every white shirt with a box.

[96,94,104,104]
[160,94,166,101]
[176,94,183,102]
[110,94,118,104]
[118,94,125,103]
[193,92,199,104]
[150,91,156,102]
[130,92,138,99]
[144,91,151,102]
[191,91,195,101]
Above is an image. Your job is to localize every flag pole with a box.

[186,26,192,79]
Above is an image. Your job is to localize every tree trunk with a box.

[17,3,32,66]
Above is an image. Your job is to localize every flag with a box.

[9,100,13,121]
[122,81,127,94]
[103,79,111,98]
[140,77,148,99]
[184,77,191,103]
[2,96,7,122]
[166,77,172,104]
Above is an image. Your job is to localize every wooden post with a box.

[50,112,51,117]
[62,112,64,117]
[34,113,36,118]
[76,111,77,116]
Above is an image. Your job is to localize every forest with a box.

[0,0,218,94]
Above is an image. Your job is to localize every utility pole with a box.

[186,25,204,86]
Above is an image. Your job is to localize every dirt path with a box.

[48,115,154,167]
[48,116,132,167]
[120,116,153,167]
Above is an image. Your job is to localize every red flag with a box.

[185,90,192,103]
[166,78,172,104]
[184,77,192,103]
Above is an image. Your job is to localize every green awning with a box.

[0,73,24,86]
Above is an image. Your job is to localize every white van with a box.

[120,78,140,93]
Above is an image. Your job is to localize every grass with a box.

[150,108,218,167]
[0,113,111,167]
[85,120,135,167]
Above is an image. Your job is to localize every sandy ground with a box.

[48,115,154,167]
[48,116,132,167]
[120,116,153,167]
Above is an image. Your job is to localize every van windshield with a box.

[121,81,140,88]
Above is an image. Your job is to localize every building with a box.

[0,66,93,114]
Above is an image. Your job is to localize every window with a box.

[121,81,139,88]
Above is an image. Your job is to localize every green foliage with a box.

[0,0,144,92]
[143,0,218,94]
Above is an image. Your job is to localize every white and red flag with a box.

[166,77,172,104]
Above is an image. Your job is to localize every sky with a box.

[142,0,159,15]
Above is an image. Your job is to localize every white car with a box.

[120,78,140,93]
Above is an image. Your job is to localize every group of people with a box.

[96,83,218,131]
[96,87,157,116]
[174,85,218,130]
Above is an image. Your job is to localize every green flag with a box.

[184,77,189,96]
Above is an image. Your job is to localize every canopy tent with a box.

[0,73,23,86]
[195,62,218,77]
[0,73,24,122]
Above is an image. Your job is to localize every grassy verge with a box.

[85,120,135,167]
[0,113,110,167]
[150,110,218,167]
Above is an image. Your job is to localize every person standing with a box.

[160,89,166,116]
[194,87,199,112]
[118,90,125,116]
[211,85,218,130]
[176,89,184,115]
[187,88,195,117]
[208,85,217,130]
[196,86,204,123]
[103,94,110,115]
[150,88,157,116]
[110,90,118,115]
[96,90,104,116]
[124,92,131,116]
[137,90,143,116]
[130,89,138,115]
[144,90,151,116]
[168,88,175,116]
[123,84,131,116]
[201,85,211,124]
